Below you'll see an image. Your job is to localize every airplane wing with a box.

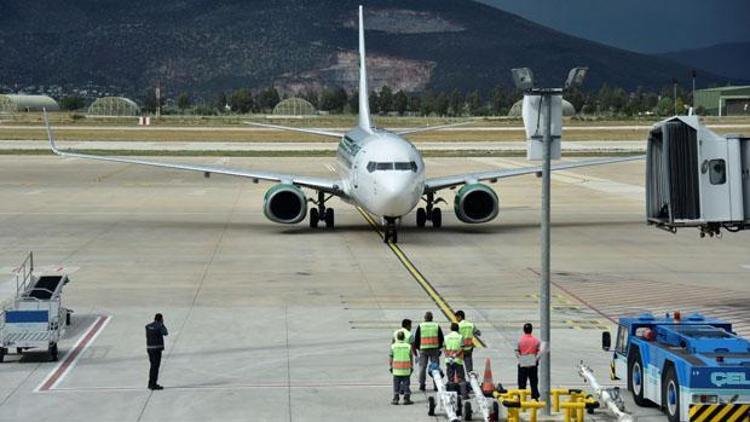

[44,112,344,195]
[424,155,644,193]
[395,120,474,135]
[244,121,344,138]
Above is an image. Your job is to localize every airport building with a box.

[0,94,60,113]
[694,85,750,116]
[87,96,140,116]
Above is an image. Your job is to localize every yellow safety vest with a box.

[445,331,464,366]
[393,327,411,344]
[391,342,412,376]
[458,320,475,350]
[419,322,439,350]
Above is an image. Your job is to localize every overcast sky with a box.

[476,0,750,53]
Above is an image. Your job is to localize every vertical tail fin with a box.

[357,5,373,133]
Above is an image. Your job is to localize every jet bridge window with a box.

[708,159,726,185]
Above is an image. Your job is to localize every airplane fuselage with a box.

[336,127,425,219]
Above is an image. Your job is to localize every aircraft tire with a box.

[431,208,442,228]
[325,208,335,228]
[309,208,319,228]
[416,208,427,227]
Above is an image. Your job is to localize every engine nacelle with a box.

[263,184,307,224]
[454,183,499,224]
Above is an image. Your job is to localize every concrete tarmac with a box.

[0,156,748,421]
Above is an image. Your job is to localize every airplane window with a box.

[367,162,376,173]
[394,162,412,171]
[376,162,394,170]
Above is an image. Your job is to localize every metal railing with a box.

[14,251,34,298]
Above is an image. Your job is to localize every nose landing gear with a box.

[309,191,335,229]
[416,192,444,228]
[383,217,398,244]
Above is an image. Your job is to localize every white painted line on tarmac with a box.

[35,315,111,392]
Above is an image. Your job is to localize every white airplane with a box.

[45,5,641,243]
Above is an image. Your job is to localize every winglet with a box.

[42,108,62,155]
[357,5,373,133]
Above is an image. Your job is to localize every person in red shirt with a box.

[515,323,540,400]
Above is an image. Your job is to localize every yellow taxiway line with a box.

[356,207,485,348]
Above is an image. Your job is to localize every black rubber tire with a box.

[0,348,5,363]
[456,396,462,416]
[49,343,58,362]
[489,401,500,422]
[383,230,390,243]
[663,366,680,422]
[427,396,436,416]
[16,348,22,355]
[392,230,398,244]
[324,208,334,228]
[309,208,319,228]
[66,312,71,326]
[416,208,427,227]
[432,208,442,228]
[463,401,472,421]
[628,348,648,406]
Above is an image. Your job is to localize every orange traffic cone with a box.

[481,358,495,396]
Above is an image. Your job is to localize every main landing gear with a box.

[309,191,335,229]
[416,192,444,228]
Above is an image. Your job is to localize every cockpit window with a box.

[367,161,418,173]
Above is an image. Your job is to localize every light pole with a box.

[511,66,588,414]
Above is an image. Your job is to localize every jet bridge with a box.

[646,115,750,236]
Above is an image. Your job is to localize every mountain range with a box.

[0,0,733,98]
[661,43,750,82]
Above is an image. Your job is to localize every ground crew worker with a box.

[414,311,444,391]
[389,331,414,405]
[516,322,540,400]
[392,318,412,345]
[455,310,481,373]
[145,313,168,390]
[444,322,465,384]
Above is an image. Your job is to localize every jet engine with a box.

[453,184,499,224]
[263,184,307,224]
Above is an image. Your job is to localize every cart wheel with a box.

[16,347,23,355]
[0,348,5,363]
[66,312,71,326]
[427,396,436,416]
[456,396,462,416]
[49,343,58,361]
[464,401,473,420]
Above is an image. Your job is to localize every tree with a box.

[59,96,85,111]
[348,90,359,114]
[393,90,408,116]
[177,92,191,111]
[490,85,508,115]
[258,87,281,112]
[378,86,393,113]
[466,90,483,116]
[434,92,449,116]
[448,89,464,116]
[302,89,319,108]
[216,92,228,113]
[229,89,254,114]
[143,88,165,113]
[654,96,674,116]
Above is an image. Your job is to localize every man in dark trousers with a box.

[413,311,444,391]
[145,313,168,390]
[515,322,541,400]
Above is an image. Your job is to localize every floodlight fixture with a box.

[564,67,588,90]
[511,67,535,92]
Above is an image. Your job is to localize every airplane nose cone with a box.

[374,175,417,217]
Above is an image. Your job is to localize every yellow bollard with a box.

[520,400,546,422]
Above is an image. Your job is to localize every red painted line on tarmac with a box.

[527,268,616,324]
[36,315,110,392]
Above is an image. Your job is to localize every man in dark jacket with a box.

[145,313,168,390]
